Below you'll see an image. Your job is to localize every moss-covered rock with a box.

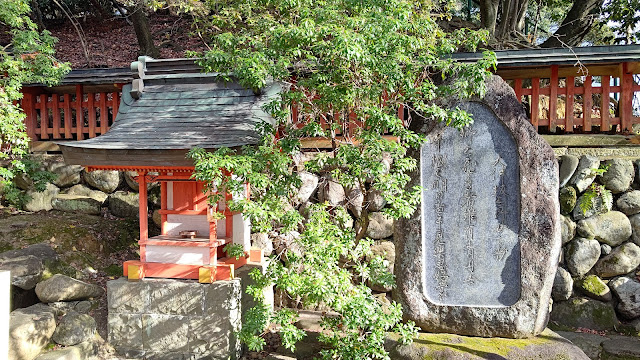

[386,328,589,360]
[550,297,618,331]
[575,275,612,302]
[560,187,577,215]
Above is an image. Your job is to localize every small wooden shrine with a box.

[58,57,281,283]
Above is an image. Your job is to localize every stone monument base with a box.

[386,328,590,360]
[107,264,272,360]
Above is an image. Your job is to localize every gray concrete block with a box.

[108,313,143,351]
[142,314,189,353]
[188,316,237,359]
[204,280,241,312]
[107,278,149,313]
[147,279,204,316]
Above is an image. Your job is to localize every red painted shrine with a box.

[57,57,280,282]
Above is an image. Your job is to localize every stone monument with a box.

[395,75,561,338]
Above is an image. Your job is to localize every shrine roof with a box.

[452,44,640,68]
[58,57,280,167]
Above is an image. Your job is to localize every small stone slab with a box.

[395,76,561,338]
[601,337,640,359]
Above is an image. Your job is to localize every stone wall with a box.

[251,151,640,335]
[551,155,640,333]
[9,154,156,223]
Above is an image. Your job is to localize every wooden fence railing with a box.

[21,85,122,141]
[507,63,640,134]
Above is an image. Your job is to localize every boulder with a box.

[366,212,394,239]
[48,300,98,315]
[572,192,612,221]
[600,159,635,193]
[33,341,95,360]
[83,170,120,193]
[576,211,632,246]
[549,297,618,331]
[295,172,319,204]
[569,155,600,193]
[616,190,640,215]
[601,337,640,360]
[559,186,577,216]
[609,276,640,319]
[0,243,58,263]
[346,185,364,218]
[560,215,576,245]
[629,213,640,246]
[48,162,82,188]
[367,241,395,292]
[554,331,606,360]
[593,242,640,278]
[386,329,590,360]
[24,183,59,212]
[0,255,43,290]
[601,243,612,255]
[564,237,601,277]
[365,189,386,212]
[574,275,612,302]
[558,155,579,188]
[318,176,345,206]
[123,171,159,192]
[52,194,101,215]
[108,191,139,218]
[251,232,274,256]
[14,172,34,190]
[9,304,57,360]
[152,209,161,227]
[51,311,96,346]
[65,184,108,205]
[35,274,103,303]
[551,267,573,301]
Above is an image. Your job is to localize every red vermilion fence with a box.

[507,63,640,134]
[20,62,640,145]
[21,85,121,141]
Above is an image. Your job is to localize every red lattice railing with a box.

[508,63,640,134]
[21,85,122,141]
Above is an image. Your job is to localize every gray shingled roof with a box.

[451,44,640,68]
[58,58,280,167]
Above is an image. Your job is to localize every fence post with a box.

[0,271,9,360]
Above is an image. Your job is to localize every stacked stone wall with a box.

[552,154,640,333]
[7,154,161,227]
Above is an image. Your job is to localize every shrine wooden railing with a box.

[502,63,640,134]
[21,85,123,142]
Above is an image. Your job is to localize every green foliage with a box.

[579,183,613,216]
[223,243,245,259]
[176,0,495,358]
[604,0,640,44]
[0,0,69,206]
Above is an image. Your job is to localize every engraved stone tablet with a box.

[395,76,561,338]
[422,102,521,307]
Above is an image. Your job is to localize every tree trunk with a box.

[130,3,159,58]
[480,0,500,38]
[540,0,604,48]
[30,0,45,31]
[495,0,529,41]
